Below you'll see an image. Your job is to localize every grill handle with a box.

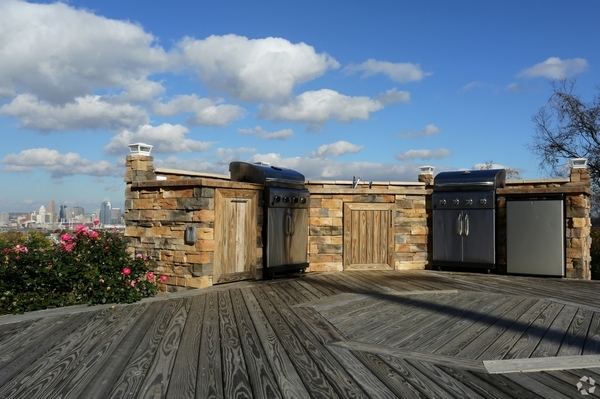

[285,212,296,236]
[435,182,494,188]
[464,213,469,236]
[265,177,305,186]
[456,214,463,236]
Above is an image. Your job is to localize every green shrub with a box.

[0,225,163,315]
[0,231,53,251]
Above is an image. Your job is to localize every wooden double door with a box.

[343,203,395,270]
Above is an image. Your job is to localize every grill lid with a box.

[229,161,305,188]
[433,169,506,191]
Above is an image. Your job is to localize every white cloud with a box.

[343,59,431,82]
[178,34,340,102]
[153,94,246,126]
[153,156,223,174]
[398,124,441,138]
[258,89,384,131]
[1,148,120,178]
[0,94,148,131]
[114,79,166,104]
[238,126,294,140]
[104,124,213,155]
[0,0,170,104]
[518,57,589,79]
[214,147,258,165]
[394,148,451,161]
[375,88,411,105]
[311,141,364,158]
[246,153,423,182]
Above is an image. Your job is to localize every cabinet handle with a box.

[457,214,463,236]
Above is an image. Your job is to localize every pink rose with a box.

[146,272,155,280]
[61,234,72,242]
[90,231,99,239]
[93,219,100,226]
[130,280,136,287]
[122,267,131,275]
[136,253,143,258]
[160,275,167,282]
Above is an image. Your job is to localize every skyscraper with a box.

[49,200,55,223]
[59,205,68,223]
[100,200,112,225]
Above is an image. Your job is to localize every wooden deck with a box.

[2,270,600,398]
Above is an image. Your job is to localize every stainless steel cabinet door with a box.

[462,209,495,264]
[266,208,308,268]
[433,209,463,262]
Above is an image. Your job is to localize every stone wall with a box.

[305,180,430,272]
[124,154,593,291]
[495,167,593,279]
[124,155,263,291]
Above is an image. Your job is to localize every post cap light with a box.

[571,158,588,169]
[128,143,153,156]
[419,165,435,175]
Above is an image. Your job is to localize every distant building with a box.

[0,212,9,226]
[100,200,111,225]
[59,205,68,223]
[49,200,56,223]
[110,208,122,224]
[73,206,84,217]
[36,205,50,224]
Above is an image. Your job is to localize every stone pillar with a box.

[418,166,434,186]
[567,163,592,279]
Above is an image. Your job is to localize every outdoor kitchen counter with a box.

[2,270,600,398]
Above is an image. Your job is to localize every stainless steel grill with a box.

[432,169,506,271]
[229,161,309,278]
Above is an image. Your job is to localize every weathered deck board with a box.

[583,312,600,355]
[229,289,282,399]
[503,300,564,360]
[557,307,594,356]
[530,304,578,358]
[435,296,528,357]
[456,298,539,360]
[196,292,223,399]
[138,297,191,398]
[164,295,204,399]
[241,287,311,399]
[410,294,511,354]
[2,270,600,397]
[218,291,253,398]
[85,302,166,399]
[0,311,98,390]
[107,298,182,398]
[477,299,551,361]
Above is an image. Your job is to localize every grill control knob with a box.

[479,198,487,205]
[465,199,473,206]
[274,195,281,202]
[283,196,290,203]
[438,199,447,206]
[452,199,460,205]
[300,197,307,204]
[292,197,299,203]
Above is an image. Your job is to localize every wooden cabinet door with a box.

[343,203,394,270]
[214,189,258,283]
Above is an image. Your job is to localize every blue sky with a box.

[0,0,599,213]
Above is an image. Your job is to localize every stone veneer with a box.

[124,154,593,291]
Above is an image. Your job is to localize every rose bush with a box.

[0,226,163,315]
